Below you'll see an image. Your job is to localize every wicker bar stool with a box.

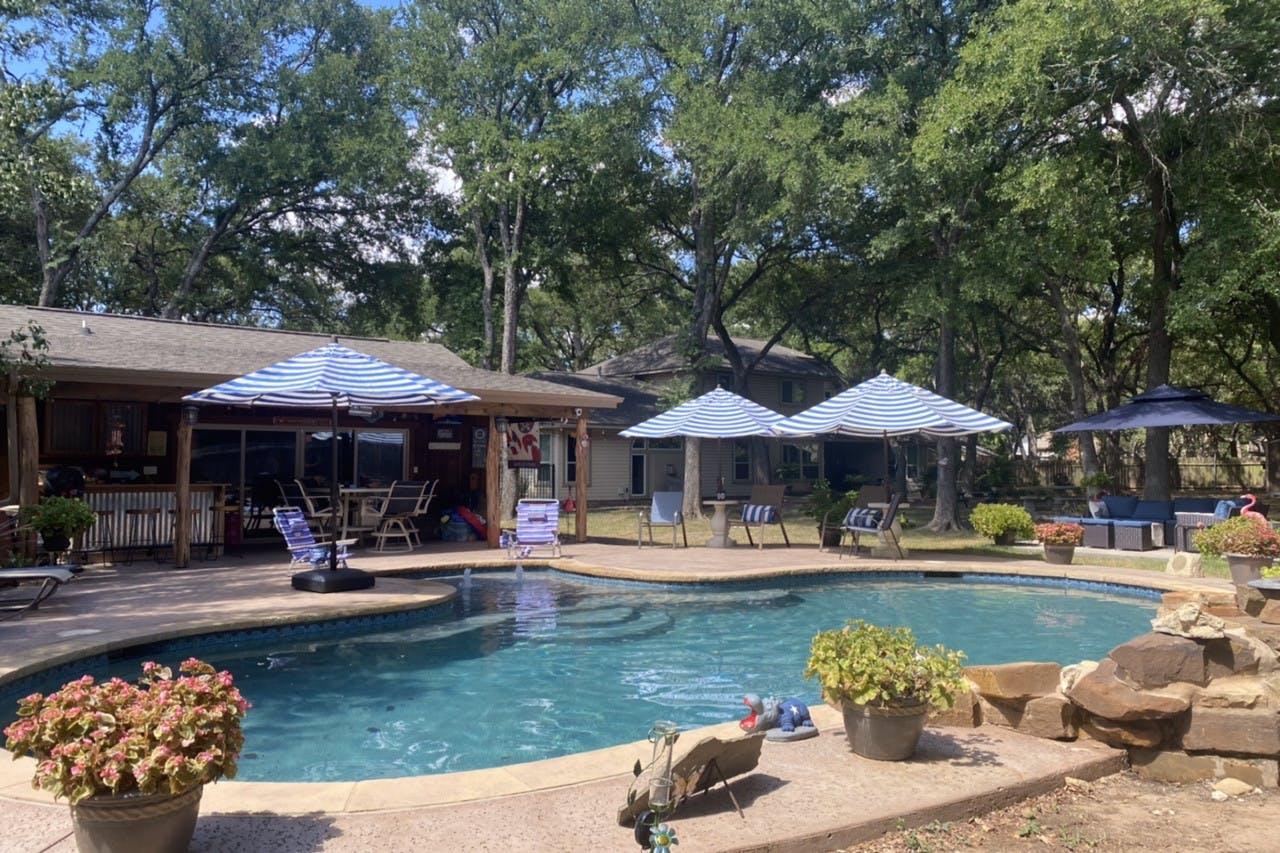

[92,509,117,564]
[123,507,163,565]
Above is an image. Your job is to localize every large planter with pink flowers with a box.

[3,659,248,853]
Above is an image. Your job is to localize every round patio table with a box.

[702,499,739,548]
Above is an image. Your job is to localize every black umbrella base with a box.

[291,568,376,593]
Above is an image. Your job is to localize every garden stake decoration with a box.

[627,720,682,848]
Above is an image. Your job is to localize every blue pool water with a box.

[5,571,1156,781]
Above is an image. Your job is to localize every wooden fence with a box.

[1016,457,1269,492]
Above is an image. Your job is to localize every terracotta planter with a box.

[1226,554,1271,587]
[1042,544,1075,565]
[841,700,928,761]
[71,785,202,853]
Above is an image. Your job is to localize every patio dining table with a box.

[337,486,389,541]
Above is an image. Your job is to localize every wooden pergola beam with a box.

[575,412,588,543]
[174,419,192,568]
[485,415,502,548]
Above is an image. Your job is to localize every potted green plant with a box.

[1035,522,1083,565]
[805,620,966,761]
[4,659,249,853]
[21,496,96,554]
[806,479,859,548]
[1193,516,1280,586]
[969,503,1034,546]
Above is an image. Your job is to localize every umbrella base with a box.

[291,568,376,593]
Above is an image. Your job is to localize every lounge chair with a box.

[367,481,423,553]
[0,567,76,621]
[507,499,562,558]
[638,491,687,548]
[272,507,356,569]
[728,485,790,549]
[618,731,765,825]
[826,492,904,559]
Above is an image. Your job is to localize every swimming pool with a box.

[3,570,1156,782]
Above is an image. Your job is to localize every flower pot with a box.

[993,531,1016,546]
[819,527,842,548]
[70,786,202,853]
[841,700,928,761]
[1042,544,1075,565]
[41,532,71,552]
[1226,554,1272,587]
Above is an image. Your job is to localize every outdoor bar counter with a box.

[82,484,226,553]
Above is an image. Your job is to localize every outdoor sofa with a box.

[1052,495,1257,552]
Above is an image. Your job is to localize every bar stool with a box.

[207,504,238,560]
[123,507,162,565]
[92,510,117,564]
[167,508,201,563]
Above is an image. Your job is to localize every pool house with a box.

[0,305,619,565]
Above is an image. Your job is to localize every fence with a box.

[1015,457,1268,492]
[516,464,556,500]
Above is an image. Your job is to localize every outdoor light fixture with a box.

[181,404,200,426]
[495,417,509,432]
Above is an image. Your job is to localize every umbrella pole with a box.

[883,433,892,500]
[330,397,340,572]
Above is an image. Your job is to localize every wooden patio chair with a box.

[729,485,790,549]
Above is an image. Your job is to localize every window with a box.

[355,431,405,487]
[781,380,805,405]
[46,400,146,455]
[647,437,681,450]
[565,434,589,485]
[781,442,819,480]
[47,401,96,453]
[732,440,751,482]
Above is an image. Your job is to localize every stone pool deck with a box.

[0,542,1224,851]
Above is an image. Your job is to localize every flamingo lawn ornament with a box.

[1240,494,1266,523]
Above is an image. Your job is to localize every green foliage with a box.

[20,496,95,539]
[0,321,52,398]
[969,504,1034,542]
[805,620,967,711]
[1079,473,1113,491]
[1193,517,1280,559]
[804,479,858,527]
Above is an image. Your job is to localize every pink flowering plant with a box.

[1034,522,1084,546]
[3,659,248,804]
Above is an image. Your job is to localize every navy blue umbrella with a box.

[1055,385,1280,432]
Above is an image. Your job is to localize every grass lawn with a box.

[560,502,1229,579]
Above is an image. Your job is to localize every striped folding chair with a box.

[272,507,356,569]
[507,499,562,559]
[731,485,790,550]
[836,493,903,559]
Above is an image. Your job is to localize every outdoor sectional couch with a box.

[1052,495,1233,552]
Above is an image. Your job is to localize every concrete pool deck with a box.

[0,541,1223,850]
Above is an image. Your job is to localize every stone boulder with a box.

[1078,715,1166,748]
[1129,748,1280,787]
[1109,633,1207,687]
[1193,675,1280,711]
[928,682,981,728]
[1152,603,1226,640]
[1204,633,1262,678]
[980,694,1077,740]
[1065,658,1195,721]
[1261,600,1280,626]
[1237,584,1267,618]
[964,662,1061,701]
[1059,661,1098,694]
[1178,706,1280,756]
[1165,553,1204,578]
[1160,590,1242,620]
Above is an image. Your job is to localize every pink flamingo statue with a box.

[1240,493,1266,524]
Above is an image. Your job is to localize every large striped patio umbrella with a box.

[772,371,1011,493]
[185,342,478,583]
[619,386,784,439]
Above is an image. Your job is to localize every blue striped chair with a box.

[508,499,562,559]
[832,493,903,559]
[730,485,790,550]
[272,507,356,569]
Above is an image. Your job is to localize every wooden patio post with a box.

[16,394,39,557]
[5,385,18,502]
[575,412,588,543]
[485,416,502,548]
[174,418,193,568]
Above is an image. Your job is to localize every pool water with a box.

[7,571,1156,781]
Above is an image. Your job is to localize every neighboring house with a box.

[529,335,891,504]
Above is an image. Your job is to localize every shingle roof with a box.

[582,334,840,381]
[1,305,619,409]
[528,372,662,428]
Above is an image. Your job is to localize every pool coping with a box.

[0,556,1223,815]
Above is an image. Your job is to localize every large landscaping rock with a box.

[928,682,981,728]
[1193,675,1280,711]
[1129,748,1280,787]
[1065,659,1195,721]
[1236,584,1267,618]
[979,694,1078,740]
[1165,553,1204,578]
[964,662,1061,701]
[1160,590,1242,619]
[1109,633,1207,687]
[1059,661,1097,694]
[1077,715,1165,748]
[1204,633,1262,678]
[1261,600,1280,626]
[1178,707,1280,755]
[1151,603,1226,640]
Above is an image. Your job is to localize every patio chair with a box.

[272,507,356,569]
[0,566,77,621]
[507,498,562,558]
[638,491,687,548]
[277,480,330,533]
[400,480,437,546]
[367,481,423,553]
[618,731,765,826]
[729,485,790,549]
[832,493,904,559]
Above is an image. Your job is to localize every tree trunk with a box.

[928,278,961,532]
[1044,278,1101,482]
[1142,171,1178,501]
[472,212,497,370]
[682,437,702,519]
[161,202,241,319]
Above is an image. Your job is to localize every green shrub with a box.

[969,503,1034,542]
[21,496,96,540]
[804,478,859,526]
[1194,516,1280,559]
[805,620,967,711]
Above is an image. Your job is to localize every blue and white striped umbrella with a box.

[772,371,1011,438]
[182,343,479,409]
[620,387,785,438]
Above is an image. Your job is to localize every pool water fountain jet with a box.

[515,564,524,583]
